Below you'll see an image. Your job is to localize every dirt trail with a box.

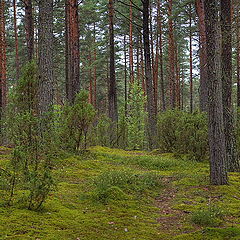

[155,177,199,238]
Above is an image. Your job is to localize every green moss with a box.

[0,146,240,239]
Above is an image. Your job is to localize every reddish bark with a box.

[65,0,80,104]
[196,0,208,112]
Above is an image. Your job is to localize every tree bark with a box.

[124,35,128,116]
[189,4,193,113]
[93,22,97,109]
[129,0,134,84]
[65,0,80,104]
[23,0,34,61]
[38,0,54,114]
[140,33,146,96]
[13,0,20,80]
[158,0,165,111]
[0,0,7,109]
[196,0,208,112]
[142,0,157,150]
[108,0,118,123]
[88,51,93,105]
[168,0,176,109]
[220,0,239,171]
[237,1,240,107]
[204,0,228,185]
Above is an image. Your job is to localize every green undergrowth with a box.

[0,146,239,239]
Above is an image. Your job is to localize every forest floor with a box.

[0,146,240,240]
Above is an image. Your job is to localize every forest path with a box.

[155,176,200,238]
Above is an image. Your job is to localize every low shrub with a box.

[92,170,162,203]
[191,206,224,227]
[157,110,208,161]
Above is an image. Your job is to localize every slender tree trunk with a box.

[181,67,184,110]
[93,22,97,109]
[154,0,161,113]
[196,0,208,112]
[189,4,193,113]
[168,0,176,109]
[175,46,181,108]
[129,0,134,84]
[204,0,228,185]
[140,34,146,96]
[136,35,141,82]
[237,2,240,107]
[108,0,118,123]
[142,0,157,150]
[88,51,93,105]
[38,0,54,115]
[158,0,166,111]
[65,0,80,104]
[150,3,155,83]
[24,0,34,61]
[0,0,7,109]
[13,0,20,80]
[124,35,128,116]
[221,0,239,171]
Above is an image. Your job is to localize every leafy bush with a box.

[60,90,96,151]
[93,170,162,203]
[157,110,208,161]
[94,114,112,147]
[191,206,224,227]
[126,82,147,150]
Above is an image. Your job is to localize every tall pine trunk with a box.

[24,0,34,61]
[168,0,176,109]
[142,0,157,150]
[108,0,118,124]
[0,0,7,109]
[196,0,208,112]
[220,0,239,171]
[38,0,54,115]
[129,0,134,84]
[189,4,193,113]
[158,0,165,111]
[237,1,240,107]
[93,22,97,109]
[13,0,19,80]
[204,0,228,185]
[65,0,80,104]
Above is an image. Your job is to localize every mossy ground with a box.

[0,146,239,240]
